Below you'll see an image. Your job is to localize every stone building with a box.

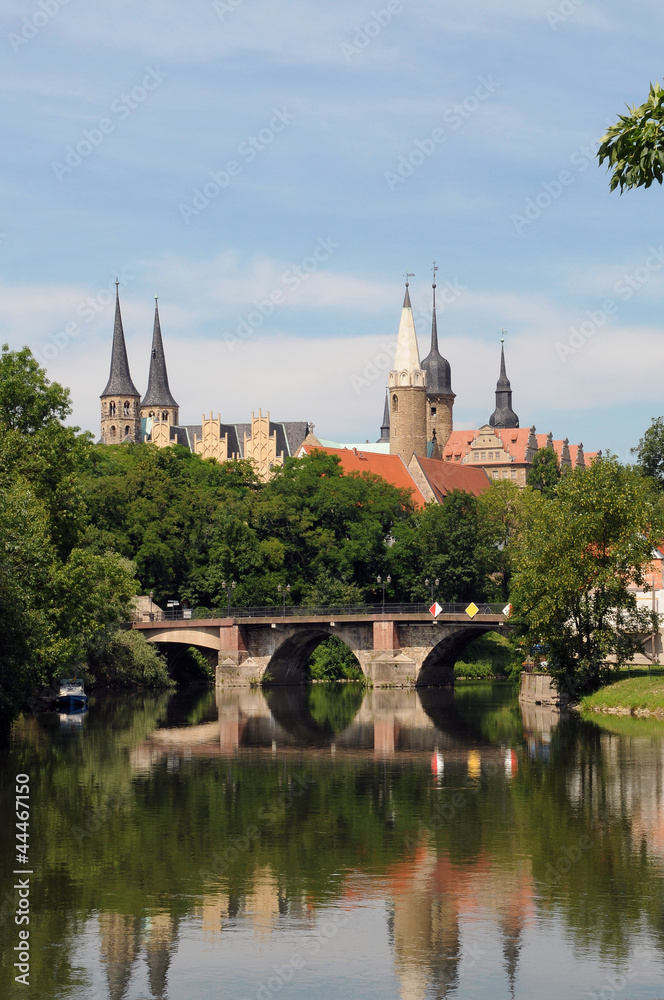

[100,286,309,480]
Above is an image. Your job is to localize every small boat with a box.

[57,678,88,711]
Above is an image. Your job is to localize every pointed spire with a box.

[377,390,390,443]
[421,261,454,396]
[489,331,519,429]
[101,282,140,397]
[141,297,179,409]
[392,277,423,373]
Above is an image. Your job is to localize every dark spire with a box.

[101,282,140,397]
[489,333,519,429]
[403,271,414,309]
[141,298,179,409]
[377,390,390,443]
[421,263,454,396]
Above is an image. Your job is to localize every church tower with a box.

[140,298,179,436]
[100,282,141,444]
[388,279,427,463]
[421,265,455,455]
[489,334,519,429]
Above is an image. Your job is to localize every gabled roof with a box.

[442,427,597,468]
[297,444,426,508]
[411,455,491,500]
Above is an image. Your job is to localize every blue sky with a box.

[1,0,664,457]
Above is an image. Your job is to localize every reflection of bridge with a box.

[132,605,510,687]
[132,687,517,767]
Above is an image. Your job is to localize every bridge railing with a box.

[132,602,508,622]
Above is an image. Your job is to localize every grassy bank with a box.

[580,668,664,718]
[454,631,520,680]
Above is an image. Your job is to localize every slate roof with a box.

[173,420,309,459]
[377,391,390,443]
[101,286,140,397]
[489,344,519,428]
[141,301,179,409]
[421,287,454,396]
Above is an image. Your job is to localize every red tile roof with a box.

[443,427,594,468]
[414,455,491,500]
[299,445,427,508]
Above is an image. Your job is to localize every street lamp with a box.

[377,574,391,614]
[424,577,440,603]
[221,580,236,617]
[277,583,291,616]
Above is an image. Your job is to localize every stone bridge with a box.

[132,607,510,687]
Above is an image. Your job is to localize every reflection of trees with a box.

[1,689,664,997]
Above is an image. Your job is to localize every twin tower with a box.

[388,278,455,463]
[100,282,178,444]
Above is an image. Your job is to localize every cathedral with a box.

[100,275,592,487]
[100,282,310,481]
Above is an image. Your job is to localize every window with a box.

[481,451,486,460]
[392,394,398,413]
[431,406,437,416]
[123,401,130,416]
[503,470,510,479]
[124,425,130,437]
[492,470,499,479]
[162,411,168,422]
[109,401,116,417]
[511,470,517,480]
[110,425,116,438]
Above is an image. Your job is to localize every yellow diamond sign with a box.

[465,602,479,619]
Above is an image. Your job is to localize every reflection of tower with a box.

[387,850,461,1000]
[98,912,142,1000]
[499,907,524,999]
[145,911,179,1000]
[388,280,427,462]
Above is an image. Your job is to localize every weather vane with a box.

[499,328,508,343]
[432,261,438,286]
[404,271,415,285]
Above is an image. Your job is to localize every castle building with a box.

[100,287,309,479]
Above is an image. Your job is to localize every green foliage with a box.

[306,682,365,733]
[478,480,542,600]
[184,646,215,683]
[454,632,519,679]
[511,457,664,697]
[86,630,174,688]
[526,446,561,498]
[598,82,664,192]
[307,637,364,681]
[632,416,664,489]
[389,491,491,602]
[580,670,664,713]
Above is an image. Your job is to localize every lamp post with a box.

[424,577,440,603]
[377,574,391,614]
[221,580,236,617]
[278,583,290,616]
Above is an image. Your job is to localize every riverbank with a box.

[580,670,664,719]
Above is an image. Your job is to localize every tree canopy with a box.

[597,82,664,192]
[511,457,664,696]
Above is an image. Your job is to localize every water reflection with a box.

[1,684,663,1000]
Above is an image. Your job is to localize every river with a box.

[1,682,663,1000]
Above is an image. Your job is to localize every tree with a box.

[632,416,664,489]
[511,457,664,697]
[526,447,561,498]
[389,491,491,603]
[597,82,664,192]
[477,480,543,600]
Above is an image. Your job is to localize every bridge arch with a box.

[416,626,496,687]
[264,627,363,685]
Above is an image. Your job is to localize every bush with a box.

[307,636,364,681]
[86,630,174,689]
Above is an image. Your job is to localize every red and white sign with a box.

[429,601,442,618]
